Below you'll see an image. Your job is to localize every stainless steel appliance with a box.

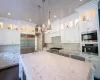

[82,44,98,55]
[82,30,97,42]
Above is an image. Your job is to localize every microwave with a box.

[82,31,97,42]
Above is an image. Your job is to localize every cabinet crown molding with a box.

[75,0,99,12]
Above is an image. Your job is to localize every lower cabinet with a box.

[0,29,20,45]
[0,52,19,69]
[82,54,100,78]
[12,30,20,44]
[91,60,100,78]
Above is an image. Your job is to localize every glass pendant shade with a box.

[47,19,51,30]
[42,24,46,31]
[38,26,41,33]
[42,24,45,28]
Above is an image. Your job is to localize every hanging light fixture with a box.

[38,5,42,33]
[42,0,46,32]
[41,0,51,31]
[47,0,51,30]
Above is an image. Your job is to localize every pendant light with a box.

[47,0,51,30]
[38,5,42,33]
[42,0,46,32]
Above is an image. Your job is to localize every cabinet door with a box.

[3,29,12,45]
[61,30,65,43]
[64,28,71,43]
[80,21,97,33]
[87,20,97,31]
[80,21,88,33]
[12,31,20,44]
[0,29,4,45]
[73,26,80,43]
[91,60,100,78]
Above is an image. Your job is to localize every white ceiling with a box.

[0,0,92,24]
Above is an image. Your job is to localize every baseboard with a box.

[0,64,19,71]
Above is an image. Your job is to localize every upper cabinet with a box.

[44,0,99,44]
[0,18,37,45]
[76,0,99,33]
[20,20,36,35]
[51,19,60,33]
[60,13,80,43]
[21,25,35,35]
[0,18,20,45]
[79,9,98,33]
[44,19,60,43]
[0,22,3,29]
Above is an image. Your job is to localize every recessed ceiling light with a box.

[54,15,57,18]
[29,19,32,21]
[80,0,83,1]
[8,13,11,15]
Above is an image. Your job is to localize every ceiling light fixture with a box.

[54,15,57,18]
[80,0,83,1]
[29,19,32,22]
[8,13,11,15]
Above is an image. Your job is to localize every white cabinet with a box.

[12,30,20,44]
[80,21,97,33]
[3,29,12,45]
[0,29,20,45]
[72,26,80,43]
[61,26,80,43]
[61,30,65,43]
[0,29,5,45]
[82,54,100,79]
[0,18,20,45]
[65,28,72,43]
[0,52,19,69]
[91,60,100,78]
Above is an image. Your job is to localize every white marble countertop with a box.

[20,51,93,80]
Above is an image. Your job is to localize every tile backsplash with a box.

[46,43,80,51]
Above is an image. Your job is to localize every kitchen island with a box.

[19,51,93,80]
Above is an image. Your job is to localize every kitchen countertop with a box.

[20,51,93,80]
[59,49,100,62]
